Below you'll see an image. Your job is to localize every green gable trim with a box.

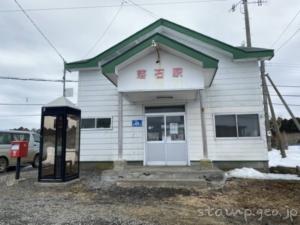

[101,33,219,75]
[65,19,273,71]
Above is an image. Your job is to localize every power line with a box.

[276,28,300,52]
[267,62,300,67]
[271,84,300,88]
[271,8,300,48]
[0,114,40,117]
[273,103,300,107]
[0,0,228,13]
[0,103,43,106]
[83,2,124,58]
[0,76,77,83]
[14,0,66,63]
[271,94,300,97]
[127,0,159,19]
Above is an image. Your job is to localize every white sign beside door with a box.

[170,123,178,134]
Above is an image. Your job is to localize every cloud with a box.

[0,0,299,129]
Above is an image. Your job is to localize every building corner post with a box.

[118,92,123,160]
[199,90,208,159]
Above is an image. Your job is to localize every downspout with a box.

[118,92,123,159]
[199,90,208,159]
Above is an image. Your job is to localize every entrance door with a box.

[146,113,187,165]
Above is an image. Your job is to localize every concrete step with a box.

[116,178,208,189]
[101,167,226,189]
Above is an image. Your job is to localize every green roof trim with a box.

[101,33,219,75]
[65,19,274,71]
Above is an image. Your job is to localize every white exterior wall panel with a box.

[122,97,145,161]
[78,70,119,161]
[186,94,203,161]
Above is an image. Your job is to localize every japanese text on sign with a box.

[155,68,164,79]
[172,67,183,77]
[136,68,183,80]
[137,69,146,79]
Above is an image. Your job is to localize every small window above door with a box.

[145,105,185,113]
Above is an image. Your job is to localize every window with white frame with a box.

[215,114,260,138]
[81,118,112,129]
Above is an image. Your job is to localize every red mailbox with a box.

[9,141,28,158]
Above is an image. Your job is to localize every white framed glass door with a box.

[146,113,188,166]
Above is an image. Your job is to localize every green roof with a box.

[65,19,274,71]
[102,33,219,76]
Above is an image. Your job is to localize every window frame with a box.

[81,117,113,130]
[0,132,12,145]
[213,113,261,140]
[96,118,112,129]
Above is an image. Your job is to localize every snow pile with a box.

[226,167,300,181]
[269,145,300,168]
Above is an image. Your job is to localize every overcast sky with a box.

[0,0,300,130]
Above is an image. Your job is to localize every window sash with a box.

[81,118,95,129]
[96,118,112,129]
[81,118,112,129]
[215,115,237,138]
[215,114,260,138]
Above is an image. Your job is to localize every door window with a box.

[147,116,164,141]
[166,116,185,141]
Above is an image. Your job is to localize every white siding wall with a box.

[186,93,203,161]
[203,61,268,161]
[78,70,119,161]
[122,97,144,161]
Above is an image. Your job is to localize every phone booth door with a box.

[40,115,64,180]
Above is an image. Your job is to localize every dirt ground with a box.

[0,170,299,225]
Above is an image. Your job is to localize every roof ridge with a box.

[65,19,273,71]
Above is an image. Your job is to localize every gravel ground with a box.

[0,169,299,225]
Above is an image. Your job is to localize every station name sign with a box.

[136,67,183,80]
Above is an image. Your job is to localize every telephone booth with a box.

[38,97,81,182]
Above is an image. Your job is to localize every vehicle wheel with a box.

[0,157,8,173]
[32,154,39,168]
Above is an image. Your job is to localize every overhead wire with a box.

[0,76,77,82]
[0,114,41,117]
[126,0,159,19]
[276,28,300,52]
[271,8,300,48]
[0,0,229,13]
[0,103,43,106]
[14,0,66,63]
[83,1,124,58]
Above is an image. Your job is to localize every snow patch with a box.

[226,167,300,181]
[269,145,300,168]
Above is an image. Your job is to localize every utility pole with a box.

[243,0,252,47]
[231,0,281,153]
[63,68,66,97]
[263,76,286,158]
[266,74,300,132]
[261,61,272,150]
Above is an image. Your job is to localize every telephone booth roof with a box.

[44,96,79,109]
